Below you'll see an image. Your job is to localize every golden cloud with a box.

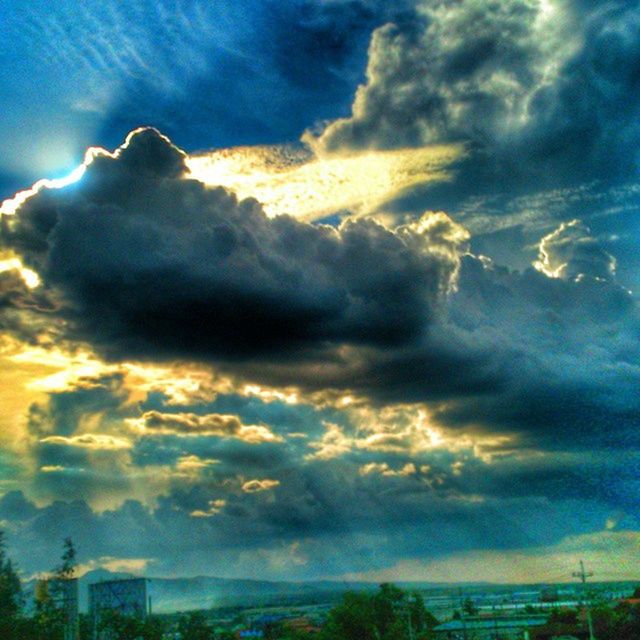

[241,478,281,493]
[39,434,132,450]
[128,410,284,444]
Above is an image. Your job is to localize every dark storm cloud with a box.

[0,451,616,579]
[233,249,639,450]
[1,128,466,360]
[0,366,630,577]
[433,252,640,444]
[0,269,58,343]
[310,0,640,191]
[453,450,640,511]
[2,127,638,452]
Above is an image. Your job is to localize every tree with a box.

[408,592,438,640]
[462,598,478,617]
[601,602,640,640]
[98,609,166,640]
[548,608,578,625]
[177,611,214,640]
[322,591,377,640]
[30,537,79,640]
[0,530,24,639]
[373,583,405,639]
[55,537,77,580]
[321,584,438,640]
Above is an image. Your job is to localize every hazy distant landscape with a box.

[24,568,639,614]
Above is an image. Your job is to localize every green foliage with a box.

[79,613,93,640]
[540,603,640,640]
[321,583,438,640]
[461,598,478,617]
[592,602,640,640]
[99,609,166,640]
[322,591,377,640]
[548,608,578,625]
[31,584,66,640]
[56,537,77,580]
[177,610,214,640]
[275,626,315,640]
[0,530,25,640]
[28,537,79,640]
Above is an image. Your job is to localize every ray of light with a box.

[187,143,463,221]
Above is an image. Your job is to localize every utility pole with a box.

[572,560,595,640]
[406,606,414,640]
[458,587,468,640]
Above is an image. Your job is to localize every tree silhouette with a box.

[0,530,24,639]
[55,538,77,580]
[321,584,439,640]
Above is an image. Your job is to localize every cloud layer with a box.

[1,128,470,362]
[1,0,640,582]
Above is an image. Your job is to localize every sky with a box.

[0,0,639,585]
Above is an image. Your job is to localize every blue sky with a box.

[0,0,639,583]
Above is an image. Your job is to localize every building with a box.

[434,615,548,639]
[89,577,148,640]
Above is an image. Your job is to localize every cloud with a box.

[75,556,154,578]
[359,462,417,477]
[1,128,468,362]
[339,529,640,584]
[307,0,573,153]
[305,422,353,461]
[190,499,226,518]
[534,219,616,281]
[4,127,636,458]
[128,410,283,444]
[0,0,639,584]
[39,434,132,451]
[175,455,220,475]
[306,0,640,195]
[0,447,628,580]
[241,478,281,493]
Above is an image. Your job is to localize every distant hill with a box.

[24,569,383,613]
[27,569,628,615]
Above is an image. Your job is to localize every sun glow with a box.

[0,161,89,216]
[0,127,177,217]
[187,143,463,221]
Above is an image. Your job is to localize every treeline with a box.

[5,526,639,640]
[0,528,439,640]
[0,531,164,640]
[537,598,640,640]
[0,533,89,640]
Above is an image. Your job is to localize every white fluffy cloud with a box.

[534,219,616,281]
